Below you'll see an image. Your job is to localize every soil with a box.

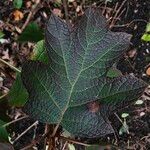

[0,0,150,150]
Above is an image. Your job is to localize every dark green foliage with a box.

[18,22,44,42]
[8,73,28,107]
[13,0,23,9]
[0,120,9,142]
[21,8,147,138]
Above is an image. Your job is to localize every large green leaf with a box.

[61,75,146,137]
[21,8,147,137]
[8,73,28,107]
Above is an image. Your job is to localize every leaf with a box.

[61,103,114,138]
[18,22,44,42]
[13,0,23,9]
[145,22,150,33]
[0,31,5,39]
[61,75,146,137]
[100,76,146,106]
[141,33,150,42]
[31,40,49,63]
[21,8,147,138]
[8,73,28,107]
[0,120,9,142]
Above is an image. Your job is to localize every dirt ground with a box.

[0,0,150,149]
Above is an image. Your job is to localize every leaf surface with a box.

[22,8,147,137]
[61,75,146,137]
[0,120,9,142]
[13,0,23,9]
[8,73,28,107]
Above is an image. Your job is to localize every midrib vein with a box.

[59,17,90,123]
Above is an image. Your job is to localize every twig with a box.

[59,136,90,147]
[51,123,60,137]
[62,0,69,24]
[44,124,49,150]
[21,128,50,150]
[0,58,21,73]
[47,124,55,150]
[0,68,15,80]
[117,8,126,22]
[21,0,41,32]
[0,93,8,100]
[109,0,127,28]
[21,128,89,149]
[12,121,39,143]
[62,141,68,150]
[111,19,148,28]
[3,115,28,127]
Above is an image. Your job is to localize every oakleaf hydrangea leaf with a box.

[21,7,147,138]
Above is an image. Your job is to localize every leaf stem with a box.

[114,112,129,134]
[0,58,21,73]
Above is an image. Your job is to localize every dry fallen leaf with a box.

[146,67,150,76]
[13,10,24,21]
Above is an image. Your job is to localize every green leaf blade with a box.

[8,73,28,107]
[13,0,23,9]
[0,120,9,142]
[62,104,114,138]
[22,61,71,123]
[21,7,147,138]
[18,22,44,42]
